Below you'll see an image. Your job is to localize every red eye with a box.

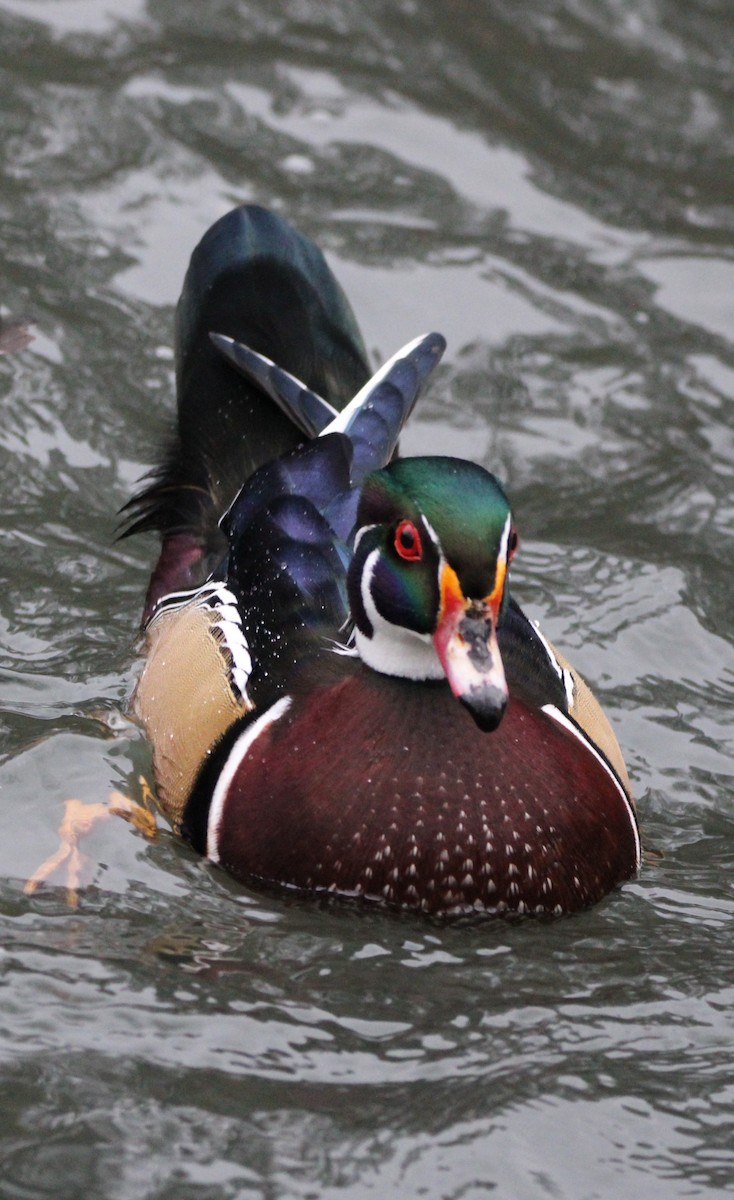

[394,519,422,561]
[508,527,519,562]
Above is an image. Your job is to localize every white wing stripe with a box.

[207,696,293,862]
[541,703,641,870]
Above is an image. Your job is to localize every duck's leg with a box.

[109,777,159,839]
[24,778,158,907]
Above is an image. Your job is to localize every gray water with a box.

[1,1,733,1196]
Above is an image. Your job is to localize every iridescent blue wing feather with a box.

[216,332,446,695]
[219,332,446,547]
[225,491,351,704]
[323,332,446,484]
[221,434,353,546]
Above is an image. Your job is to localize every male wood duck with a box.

[123,203,640,917]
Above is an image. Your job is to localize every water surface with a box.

[1,1,733,1196]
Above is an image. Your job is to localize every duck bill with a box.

[433,563,509,732]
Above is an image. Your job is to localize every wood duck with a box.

[125,204,640,917]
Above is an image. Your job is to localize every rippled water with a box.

[1,1,734,1196]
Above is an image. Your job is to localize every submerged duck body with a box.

[128,204,640,917]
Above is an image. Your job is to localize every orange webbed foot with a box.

[109,776,158,840]
[24,778,159,907]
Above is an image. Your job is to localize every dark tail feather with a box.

[121,205,369,548]
[208,332,339,438]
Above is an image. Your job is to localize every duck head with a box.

[348,457,518,732]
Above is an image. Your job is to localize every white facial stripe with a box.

[541,703,641,870]
[206,696,292,863]
[421,515,441,550]
[497,512,513,567]
[360,547,381,633]
[352,523,377,553]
